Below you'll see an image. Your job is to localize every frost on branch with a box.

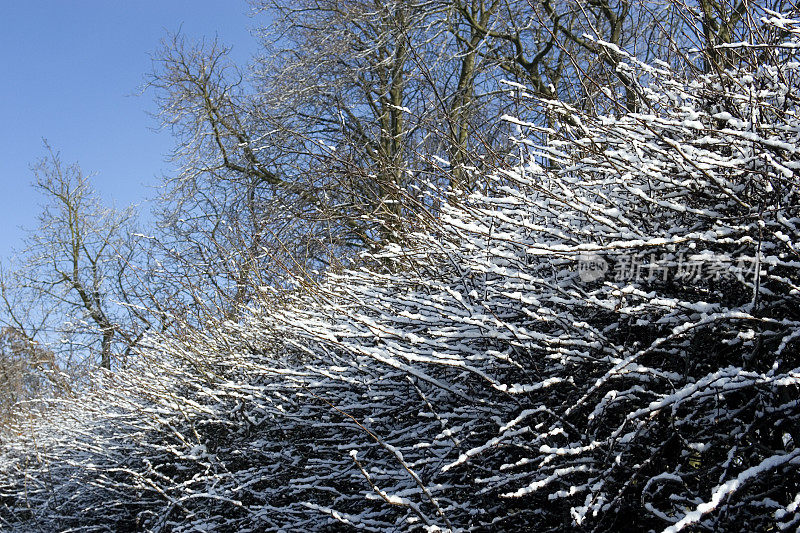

[2,12,800,533]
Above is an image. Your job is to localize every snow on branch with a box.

[2,9,800,532]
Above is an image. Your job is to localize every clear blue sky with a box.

[0,1,259,259]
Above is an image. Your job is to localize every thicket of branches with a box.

[1,3,798,531]
[0,0,780,384]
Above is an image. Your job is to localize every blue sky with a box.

[0,1,259,259]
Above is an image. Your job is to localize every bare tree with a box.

[0,144,143,371]
[146,1,526,315]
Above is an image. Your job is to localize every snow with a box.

[2,11,800,531]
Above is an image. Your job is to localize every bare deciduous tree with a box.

[1,144,143,371]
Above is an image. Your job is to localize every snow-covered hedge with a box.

[2,11,800,532]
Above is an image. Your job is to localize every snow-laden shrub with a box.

[3,10,800,532]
